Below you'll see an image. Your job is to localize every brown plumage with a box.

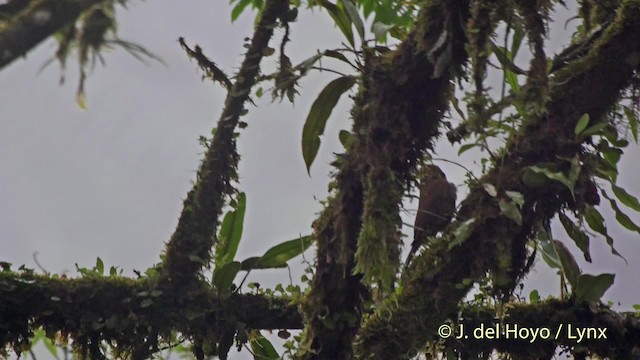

[405,165,457,266]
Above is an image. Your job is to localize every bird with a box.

[405,164,457,267]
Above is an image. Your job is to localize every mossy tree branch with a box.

[160,0,289,286]
[354,1,640,358]
[0,0,104,69]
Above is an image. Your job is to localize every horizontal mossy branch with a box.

[160,0,289,286]
[0,0,103,69]
[354,1,640,358]
[451,300,640,358]
[0,273,302,355]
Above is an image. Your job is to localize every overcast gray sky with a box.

[2,1,640,358]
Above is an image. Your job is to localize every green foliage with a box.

[301,76,356,174]
[575,273,615,302]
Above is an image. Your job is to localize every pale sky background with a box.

[2,1,640,359]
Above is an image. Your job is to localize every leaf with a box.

[553,240,581,289]
[241,256,281,271]
[499,198,522,226]
[602,190,640,234]
[450,218,476,249]
[339,129,353,148]
[529,289,540,303]
[450,97,467,122]
[250,332,279,360]
[510,25,524,58]
[372,22,394,41]
[574,113,590,135]
[581,121,609,136]
[575,273,615,302]
[526,165,575,197]
[458,143,476,155]
[317,0,354,47]
[231,0,252,22]
[216,192,247,267]
[95,257,104,276]
[341,0,364,42]
[482,183,497,197]
[323,50,352,66]
[213,261,241,293]
[623,105,638,142]
[491,43,526,75]
[505,191,524,207]
[584,205,626,262]
[559,213,591,262]
[537,227,561,269]
[302,76,356,174]
[611,184,640,212]
[245,235,314,270]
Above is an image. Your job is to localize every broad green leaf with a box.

[245,235,314,270]
[482,183,497,197]
[32,329,59,359]
[575,273,615,302]
[317,0,354,47]
[231,0,253,21]
[602,147,623,166]
[96,257,104,276]
[216,192,247,267]
[584,205,626,262]
[529,289,540,303]
[250,332,279,359]
[526,165,575,196]
[372,22,394,41]
[499,198,522,226]
[574,113,590,135]
[623,105,638,142]
[258,235,313,268]
[213,261,241,293]
[553,240,581,289]
[341,0,365,42]
[581,121,609,136]
[302,76,356,173]
[450,218,475,249]
[339,129,353,148]
[559,213,591,262]
[611,184,640,212]
[241,256,281,271]
[505,191,524,207]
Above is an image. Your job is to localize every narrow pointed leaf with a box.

[317,0,354,47]
[623,105,638,142]
[553,240,581,289]
[302,76,356,173]
[216,192,247,267]
[559,213,591,262]
[611,184,640,212]
[341,0,364,41]
[584,205,626,262]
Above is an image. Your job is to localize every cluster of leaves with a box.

[40,0,161,108]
